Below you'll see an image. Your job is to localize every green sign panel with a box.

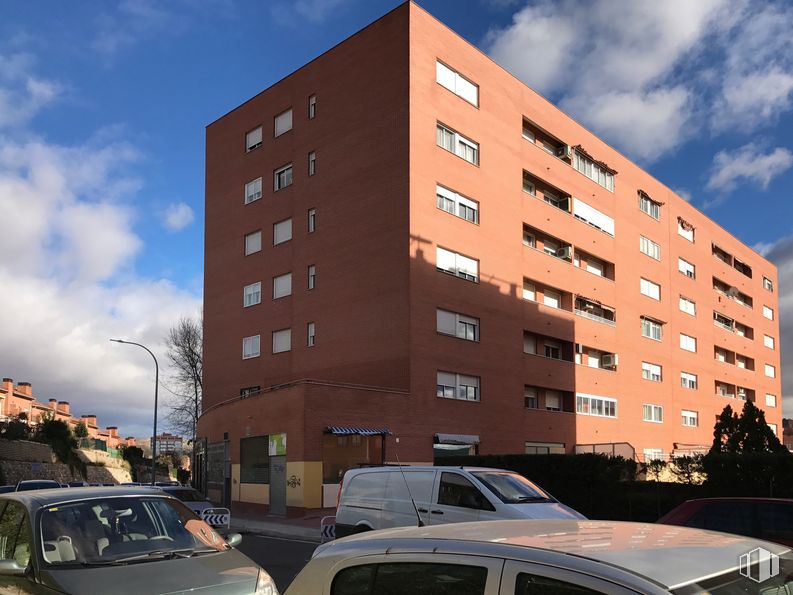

[269,433,286,456]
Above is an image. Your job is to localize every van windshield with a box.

[471,472,553,504]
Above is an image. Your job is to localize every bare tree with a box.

[163,316,203,466]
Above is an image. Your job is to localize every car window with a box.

[331,562,488,595]
[39,496,228,565]
[515,572,605,594]
[167,489,205,502]
[685,501,756,538]
[759,503,793,543]
[438,473,493,510]
[0,500,31,567]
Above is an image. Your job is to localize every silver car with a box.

[286,519,792,594]
[0,487,277,594]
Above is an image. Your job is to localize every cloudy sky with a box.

[1,0,792,436]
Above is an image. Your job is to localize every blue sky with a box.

[1,0,792,436]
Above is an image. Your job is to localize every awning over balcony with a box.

[325,426,391,436]
[435,433,480,445]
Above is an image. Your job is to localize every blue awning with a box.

[326,426,391,436]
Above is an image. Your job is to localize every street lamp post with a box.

[110,338,159,486]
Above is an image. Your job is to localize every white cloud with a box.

[561,87,692,162]
[674,188,693,203]
[485,0,730,162]
[713,69,793,132]
[163,202,194,232]
[0,53,61,129]
[706,143,793,193]
[0,66,200,436]
[269,0,351,27]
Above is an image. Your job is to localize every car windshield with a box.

[673,551,793,595]
[39,496,229,566]
[470,471,552,504]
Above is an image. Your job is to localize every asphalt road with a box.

[237,534,319,592]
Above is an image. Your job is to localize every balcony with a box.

[575,296,616,327]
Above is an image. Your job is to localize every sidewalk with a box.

[229,508,336,543]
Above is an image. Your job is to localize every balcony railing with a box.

[575,309,616,327]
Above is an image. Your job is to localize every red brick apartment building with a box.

[199,2,782,513]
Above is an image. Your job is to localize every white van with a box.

[334,466,584,538]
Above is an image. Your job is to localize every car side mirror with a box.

[226,533,242,548]
[0,559,27,577]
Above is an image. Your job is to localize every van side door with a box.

[427,472,495,525]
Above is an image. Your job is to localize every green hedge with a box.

[440,453,702,521]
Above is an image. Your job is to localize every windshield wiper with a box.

[110,547,219,563]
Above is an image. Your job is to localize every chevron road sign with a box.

[202,508,231,528]
[320,515,336,543]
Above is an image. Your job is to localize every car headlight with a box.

[255,569,279,595]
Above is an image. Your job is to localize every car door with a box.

[427,471,495,525]
[0,500,35,595]
[499,560,652,595]
[326,553,504,595]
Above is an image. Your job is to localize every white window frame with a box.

[435,60,479,106]
[639,194,660,219]
[678,221,694,242]
[244,177,262,204]
[763,305,774,320]
[245,126,262,152]
[769,423,778,436]
[244,230,262,255]
[307,322,315,347]
[543,288,561,309]
[763,277,774,292]
[307,265,316,290]
[308,208,316,233]
[243,282,261,307]
[644,448,664,462]
[641,317,662,341]
[681,372,698,389]
[308,151,316,176]
[678,258,696,279]
[308,95,316,119]
[679,296,696,316]
[572,151,614,192]
[766,394,777,408]
[242,335,260,359]
[274,163,293,191]
[640,236,660,260]
[523,386,538,409]
[437,371,480,402]
[643,404,664,423]
[272,328,291,354]
[682,410,698,427]
[274,108,293,137]
[273,218,292,245]
[436,308,480,342]
[436,246,479,282]
[436,184,479,224]
[576,393,617,418]
[436,123,479,165]
[680,333,697,353]
[640,278,661,300]
[765,364,776,378]
[764,335,775,349]
[272,272,292,299]
[642,362,662,382]
[522,280,536,301]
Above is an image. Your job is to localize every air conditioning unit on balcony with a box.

[556,144,572,159]
[601,354,618,368]
[556,246,572,259]
[727,286,740,297]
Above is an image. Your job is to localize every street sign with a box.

[320,515,336,543]
[202,507,230,528]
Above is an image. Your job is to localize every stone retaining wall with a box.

[0,439,56,463]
